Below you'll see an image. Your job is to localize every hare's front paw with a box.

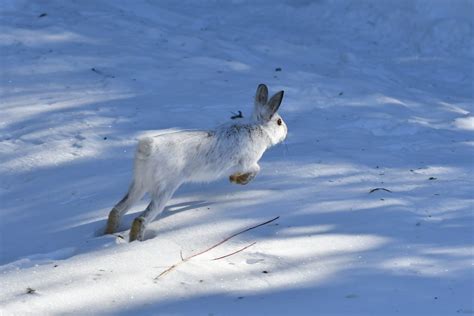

[229,172,255,185]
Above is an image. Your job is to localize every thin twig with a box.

[211,242,257,261]
[186,216,279,261]
[156,264,179,279]
[154,216,279,280]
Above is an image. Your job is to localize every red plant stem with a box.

[186,216,279,260]
[154,216,279,280]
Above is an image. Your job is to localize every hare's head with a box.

[252,84,287,145]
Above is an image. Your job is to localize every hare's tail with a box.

[133,136,158,191]
[136,137,154,160]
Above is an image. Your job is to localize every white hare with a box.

[105,84,287,241]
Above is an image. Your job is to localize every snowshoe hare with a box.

[105,84,287,241]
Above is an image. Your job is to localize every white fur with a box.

[105,84,287,241]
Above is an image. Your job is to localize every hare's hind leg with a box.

[129,201,155,242]
[105,182,145,234]
[130,183,180,242]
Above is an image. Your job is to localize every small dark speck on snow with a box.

[26,287,36,294]
[369,188,392,194]
[275,67,282,72]
[429,177,437,180]
[38,13,47,18]
[262,270,269,274]
[456,308,474,314]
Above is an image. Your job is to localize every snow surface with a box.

[1,0,473,315]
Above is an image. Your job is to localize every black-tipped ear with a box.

[252,86,284,122]
[255,84,268,105]
[267,90,284,117]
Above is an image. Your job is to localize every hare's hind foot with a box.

[229,172,255,185]
[130,216,146,242]
[105,209,120,234]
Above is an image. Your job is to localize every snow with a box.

[0,0,473,315]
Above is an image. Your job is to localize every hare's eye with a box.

[277,118,282,126]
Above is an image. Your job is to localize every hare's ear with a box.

[255,84,268,106]
[253,85,284,122]
[266,91,284,118]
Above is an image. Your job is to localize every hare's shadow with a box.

[142,200,214,241]
[94,200,213,240]
[7,200,214,267]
